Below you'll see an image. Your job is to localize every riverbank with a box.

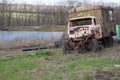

[8,25,66,31]
[0,38,56,50]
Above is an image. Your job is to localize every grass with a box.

[0,47,120,80]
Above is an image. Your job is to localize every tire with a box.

[102,37,110,48]
[103,36,114,48]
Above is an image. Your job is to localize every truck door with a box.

[93,18,102,39]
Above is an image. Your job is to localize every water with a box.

[0,31,63,49]
[0,31,63,41]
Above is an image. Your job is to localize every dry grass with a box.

[0,36,59,50]
[0,46,120,80]
[0,43,120,80]
[8,25,66,31]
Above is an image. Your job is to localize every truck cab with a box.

[68,16,102,41]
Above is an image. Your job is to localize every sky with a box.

[2,0,120,5]
[7,0,61,5]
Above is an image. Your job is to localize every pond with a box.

[0,31,63,49]
[0,31,63,40]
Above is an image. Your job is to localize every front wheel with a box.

[87,39,99,52]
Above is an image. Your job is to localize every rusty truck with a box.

[63,5,116,53]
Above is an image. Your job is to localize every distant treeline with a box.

[0,2,120,29]
[0,4,69,29]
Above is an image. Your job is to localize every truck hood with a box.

[68,25,93,39]
[69,25,92,31]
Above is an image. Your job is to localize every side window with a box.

[103,10,113,22]
[70,21,73,27]
[109,10,113,21]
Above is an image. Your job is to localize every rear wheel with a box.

[102,36,113,48]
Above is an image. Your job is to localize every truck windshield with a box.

[70,18,92,27]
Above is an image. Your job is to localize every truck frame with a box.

[63,5,116,53]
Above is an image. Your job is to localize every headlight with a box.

[70,30,74,34]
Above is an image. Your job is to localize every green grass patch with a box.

[0,49,120,80]
[0,57,37,80]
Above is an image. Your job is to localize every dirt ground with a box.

[91,70,120,80]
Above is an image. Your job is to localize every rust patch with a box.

[94,27,102,39]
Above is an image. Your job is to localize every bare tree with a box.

[7,3,12,27]
[0,0,7,29]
